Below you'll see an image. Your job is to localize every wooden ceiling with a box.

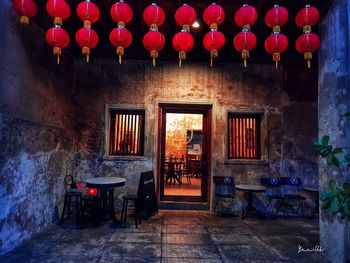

[33,0,330,65]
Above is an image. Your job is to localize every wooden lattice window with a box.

[228,113,261,159]
[109,109,145,156]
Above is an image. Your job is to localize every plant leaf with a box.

[329,180,337,192]
[320,191,336,201]
[333,155,340,167]
[343,183,350,195]
[321,135,329,146]
[333,148,343,155]
[330,197,340,214]
[321,200,330,210]
[343,112,350,118]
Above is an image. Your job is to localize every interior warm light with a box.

[192,21,200,28]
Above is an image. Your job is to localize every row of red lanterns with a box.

[12,1,320,68]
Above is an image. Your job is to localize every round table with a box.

[303,186,319,219]
[85,177,126,224]
[235,184,266,219]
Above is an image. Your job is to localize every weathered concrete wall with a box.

[319,0,350,261]
[73,59,318,210]
[0,1,76,254]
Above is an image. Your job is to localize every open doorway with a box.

[158,104,212,203]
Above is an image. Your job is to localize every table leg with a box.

[108,188,117,224]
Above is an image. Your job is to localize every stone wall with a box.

[0,1,76,254]
[319,0,350,261]
[73,59,319,210]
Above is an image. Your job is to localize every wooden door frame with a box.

[157,103,212,203]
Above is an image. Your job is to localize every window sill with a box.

[224,159,269,165]
[104,155,148,161]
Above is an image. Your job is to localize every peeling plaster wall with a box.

[319,0,350,261]
[73,59,318,210]
[0,1,76,254]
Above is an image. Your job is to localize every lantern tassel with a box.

[179,51,186,68]
[304,52,313,68]
[53,47,62,65]
[241,50,250,68]
[117,47,124,65]
[20,15,29,25]
[151,50,158,67]
[210,57,213,67]
[273,53,281,69]
[82,47,90,63]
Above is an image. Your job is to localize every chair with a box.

[280,177,306,215]
[60,175,83,224]
[120,195,142,228]
[213,176,235,215]
[260,177,283,215]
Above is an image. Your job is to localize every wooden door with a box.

[158,103,212,203]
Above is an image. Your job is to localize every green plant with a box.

[315,112,350,219]
[320,180,350,219]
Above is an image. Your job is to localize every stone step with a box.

[159,201,209,211]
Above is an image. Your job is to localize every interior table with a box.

[85,176,126,224]
[165,161,184,185]
[235,184,266,219]
[303,186,319,219]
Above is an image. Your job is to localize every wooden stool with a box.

[60,190,83,224]
[120,195,141,228]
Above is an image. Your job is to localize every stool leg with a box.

[134,200,138,228]
[123,199,129,223]
[61,195,68,223]
[76,195,80,225]
[120,199,126,225]
[80,199,85,229]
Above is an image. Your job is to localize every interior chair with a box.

[213,176,235,215]
[260,177,283,215]
[280,177,306,216]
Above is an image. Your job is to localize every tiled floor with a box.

[0,210,327,263]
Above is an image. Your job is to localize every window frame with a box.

[106,106,145,157]
[227,111,263,160]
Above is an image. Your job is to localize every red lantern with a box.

[110,0,133,27]
[75,27,99,63]
[46,0,71,26]
[264,5,288,33]
[203,30,225,67]
[109,27,132,64]
[175,4,197,31]
[12,0,38,24]
[46,26,70,64]
[143,30,165,66]
[143,3,165,29]
[172,31,194,67]
[233,29,257,67]
[234,4,258,30]
[296,32,320,68]
[203,3,225,30]
[76,0,100,27]
[296,5,320,32]
[264,32,288,68]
